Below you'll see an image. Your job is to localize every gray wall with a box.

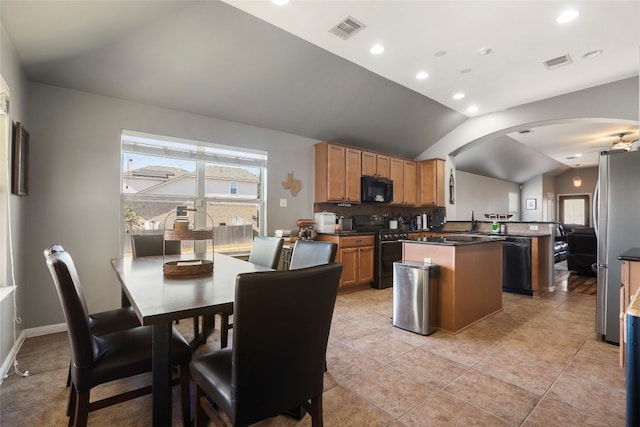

[1,21,29,369]
[454,171,520,221]
[23,83,318,327]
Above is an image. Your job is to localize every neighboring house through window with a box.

[120,131,267,256]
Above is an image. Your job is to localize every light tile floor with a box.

[1,287,625,426]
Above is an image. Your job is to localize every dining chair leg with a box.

[195,384,207,427]
[180,364,191,427]
[67,383,76,423]
[220,314,230,348]
[309,395,323,427]
[74,390,90,427]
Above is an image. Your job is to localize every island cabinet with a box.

[530,235,551,298]
[403,239,503,333]
[619,250,640,367]
[314,142,361,203]
[362,151,390,178]
[316,234,374,290]
[417,158,445,207]
[390,158,417,206]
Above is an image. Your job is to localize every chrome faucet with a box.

[471,210,479,231]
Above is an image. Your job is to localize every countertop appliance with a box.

[314,212,336,234]
[596,149,640,344]
[501,237,532,295]
[352,214,408,289]
[361,176,393,203]
[392,261,440,335]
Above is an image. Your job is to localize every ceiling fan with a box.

[609,132,639,151]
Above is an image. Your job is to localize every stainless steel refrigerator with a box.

[596,149,640,344]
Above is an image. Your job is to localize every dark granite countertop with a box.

[401,236,503,246]
[316,231,376,237]
[618,248,640,261]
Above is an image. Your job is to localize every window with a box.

[559,194,590,228]
[121,131,267,256]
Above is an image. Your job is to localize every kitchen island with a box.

[402,236,502,334]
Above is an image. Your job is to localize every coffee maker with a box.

[428,207,445,230]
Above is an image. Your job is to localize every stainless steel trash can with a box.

[392,261,440,335]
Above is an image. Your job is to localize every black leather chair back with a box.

[289,240,337,270]
[231,263,342,425]
[44,247,99,371]
[247,236,284,269]
[131,234,181,257]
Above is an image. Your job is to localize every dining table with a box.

[111,251,273,427]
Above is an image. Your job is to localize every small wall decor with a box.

[281,171,301,197]
[526,198,537,210]
[12,121,29,196]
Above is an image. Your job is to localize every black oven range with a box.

[352,215,408,289]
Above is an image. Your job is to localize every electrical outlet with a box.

[279,198,287,207]
[529,225,539,231]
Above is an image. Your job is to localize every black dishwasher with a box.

[502,237,532,295]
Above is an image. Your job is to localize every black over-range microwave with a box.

[361,176,393,203]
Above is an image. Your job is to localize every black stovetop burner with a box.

[352,215,409,241]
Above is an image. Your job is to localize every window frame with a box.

[120,131,267,255]
[559,194,590,228]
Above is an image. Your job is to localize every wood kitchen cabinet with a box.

[389,158,416,206]
[620,257,640,367]
[362,151,390,178]
[418,158,445,207]
[314,142,361,203]
[316,234,374,289]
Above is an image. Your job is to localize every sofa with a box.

[554,225,569,263]
[566,228,597,275]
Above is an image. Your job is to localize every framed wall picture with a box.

[12,121,29,196]
[526,198,536,210]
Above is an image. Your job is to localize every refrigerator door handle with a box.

[593,179,599,235]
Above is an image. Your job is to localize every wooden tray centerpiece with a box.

[163,258,214,277]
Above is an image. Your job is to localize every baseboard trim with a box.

[0,323,67,385]
[0,330,25,384]
[25,322,67,338]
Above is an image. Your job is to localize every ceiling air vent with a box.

[543,54,573,70]
[329,16,366,40]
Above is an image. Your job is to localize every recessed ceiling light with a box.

[416,71,429,80]
[557,9,580,24]
[434,50,447,57]
[271,0,289,5]
[583,50,603,59]
[370,44,384,55]
[467,105,479,113]
[453,93,465,100]
[477,47,492,56]
[574,153,583,157]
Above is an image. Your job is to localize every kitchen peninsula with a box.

[402,236,503,334]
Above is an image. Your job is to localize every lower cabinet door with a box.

[358,246,374,284]
[340,247,358,287]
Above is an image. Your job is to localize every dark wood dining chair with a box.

[130,234,205,346]
[48,245,141,390]
[190,263,343,427]
[44,245,192,427]
[216,235,284,348]
[247,235,284,269]
[288,240,338,270]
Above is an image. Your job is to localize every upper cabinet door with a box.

[361,151,390,178]
[418,158,445,206]
[314,142,361,204]
[389,157,404,205]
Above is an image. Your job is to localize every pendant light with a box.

[573,164,582,187]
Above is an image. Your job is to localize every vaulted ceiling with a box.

[2,0,638,183]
